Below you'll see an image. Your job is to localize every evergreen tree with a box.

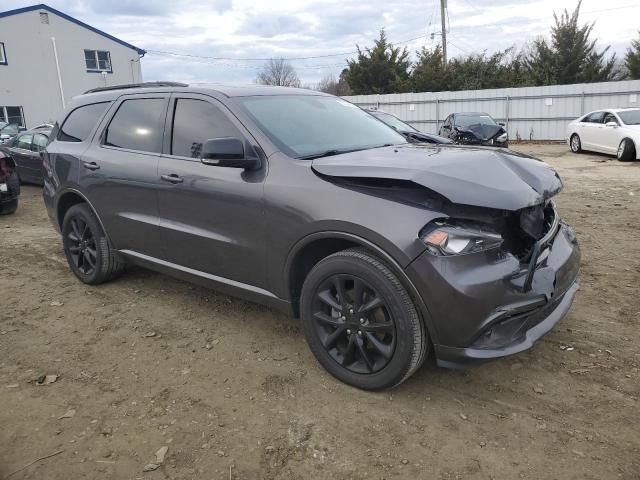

[625,31,640,79]
[343,30,411,94]
[526,1,618,85]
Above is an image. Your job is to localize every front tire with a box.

[62,204,125,284]
[300,248,428,390]
[570,134,582,153]
[617,139,636,161]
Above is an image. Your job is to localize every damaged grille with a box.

[503,201,557,261]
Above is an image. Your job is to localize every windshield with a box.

[618,109,640,125]
[456,114,497,128]
[0,123,19,135]
[372,111,419,133]
[238,95,406,158]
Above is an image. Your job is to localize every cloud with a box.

[1,0,638,85]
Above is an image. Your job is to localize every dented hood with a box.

[311,144,563,211]
[457,123,503,140]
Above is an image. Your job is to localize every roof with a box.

[0,4,145,55]
[79,82,328,100]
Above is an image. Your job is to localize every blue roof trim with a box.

[0,4,146,55]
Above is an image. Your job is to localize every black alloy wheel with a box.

[300,248,427,390]
[66,216,98,276]
[62,203,125,284]
[310,274,396,374]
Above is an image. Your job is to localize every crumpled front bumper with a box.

[405,222,581,368]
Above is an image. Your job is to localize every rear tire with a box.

[0,198,18,215]
[617,139,636,162]
[300,248,428,390]
[62,203,125,285]
[570,134,582,153]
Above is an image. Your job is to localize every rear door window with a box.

[58,102,110,142]
[105,98,166,153]
[16,133,32,150]
[170,98,242,158]
[32,133,48,152]
[582,112,605,123]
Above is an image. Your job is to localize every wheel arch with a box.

[56,189,111,243]
[284,231,438,343]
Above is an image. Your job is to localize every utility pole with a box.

[440,0,447,68]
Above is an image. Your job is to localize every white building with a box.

[0,3,145,128]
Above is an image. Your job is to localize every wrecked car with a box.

[439,112,509,147]
[43,83,580,390]
[365,109,453,145]
[0,151,20,215]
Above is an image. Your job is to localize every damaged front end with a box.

[409,197,580,367]
[0,152,20,215]
[453,124,508,148]
[311,144,580,366]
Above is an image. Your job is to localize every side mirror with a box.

[201,137,259,169]
[18,127,27,132]
[498,122,506,126]
[605,121,618,128]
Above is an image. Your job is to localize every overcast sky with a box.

[3,0,639,86]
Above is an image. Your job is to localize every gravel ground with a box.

[0,144,638,480]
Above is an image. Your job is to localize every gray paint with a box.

[42,84,581,369]
[0,7,142,128]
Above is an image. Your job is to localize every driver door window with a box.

[171,99,242,158]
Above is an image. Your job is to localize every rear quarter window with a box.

[58,102,110,142]
[104,98,166,153]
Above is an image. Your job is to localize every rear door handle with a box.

[83,161,100,170]
[161,173,184,184]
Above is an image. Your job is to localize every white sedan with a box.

[567,108,640,161]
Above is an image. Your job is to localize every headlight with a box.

[496,132,508,143]
[420,223,503,256]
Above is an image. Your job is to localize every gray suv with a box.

[43,82,580,390]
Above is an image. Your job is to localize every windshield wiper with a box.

[298,144,400,160]
[298,147,369,160]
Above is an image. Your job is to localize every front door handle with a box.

[161,173,184,184]
[83,161,100,170]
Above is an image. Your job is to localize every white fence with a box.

[344,80,640,141]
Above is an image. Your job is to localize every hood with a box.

[457,124,503,140]
[403,131,454,145]
[311,144,562,211]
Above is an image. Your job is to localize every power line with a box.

[143,3,639,65]
[146,33,429,63]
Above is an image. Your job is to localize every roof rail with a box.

[84,81,189,94]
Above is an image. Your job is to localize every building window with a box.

[0,42,7,65]
[40,12,49,24]
[0,106,25,127]
[84,49,112,73]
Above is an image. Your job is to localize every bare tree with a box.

[255,58,302,87]
[316,72,352,96]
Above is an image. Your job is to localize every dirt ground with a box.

[1,144,638,480]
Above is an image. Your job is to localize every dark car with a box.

[0,127,51,185]
[439,112,508,147]
[43,82,580,390]
[367,109,453,144]
[0,151,20,215]
[0,123,26,145]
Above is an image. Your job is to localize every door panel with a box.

[157,95,267,288]
[79,95,168,258]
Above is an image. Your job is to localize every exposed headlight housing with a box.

[420,222,503,256]
[496,132,508,143]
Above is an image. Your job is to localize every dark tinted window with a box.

[171,99,242,158]
[105,99,165,153]
[16,133,32,150]
[455,114,497,127]
[602,113,618,125]
[58,102,110,142]
[582,112,605,123]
